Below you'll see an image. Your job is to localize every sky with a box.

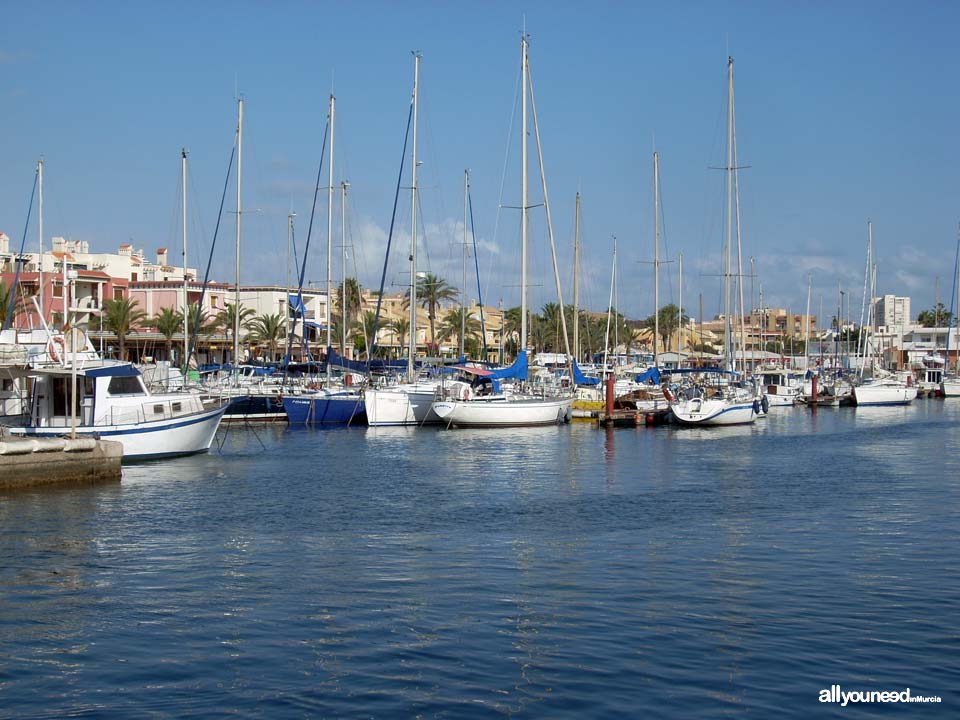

[2,1,958,324]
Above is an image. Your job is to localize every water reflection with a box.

[2,404,959,717]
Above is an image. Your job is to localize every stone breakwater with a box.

[0,436,122,489]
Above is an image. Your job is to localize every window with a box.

[114,288,124,301]
[131,272,138,281]
[52,284,63,298]
[107,376,144,395]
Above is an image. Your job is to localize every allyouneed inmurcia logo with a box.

[819,685,942,706]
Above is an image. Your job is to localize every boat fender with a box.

[761,395,769,413]
[49,336,64,363]
[753,399,761,414]
[662,387,673,402]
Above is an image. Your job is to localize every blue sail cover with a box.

[572,360,599,386]
[635,367,662,385]
[486,349,528,381]
[326,347,411,374]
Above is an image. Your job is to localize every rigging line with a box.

[656,157,676,305]
[4,170,38,332]
[281,118,329,373]
[370,102,414,362]
[483,58,523,321]
[187,138,236,369]
[468,188,487,358]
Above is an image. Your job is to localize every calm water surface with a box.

[2,403,959,718]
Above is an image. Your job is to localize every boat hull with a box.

[282,394,366,424]
[222,393,287,422]
[852,384,918,406]
[940,379,960,397]
[431,396,573,428]
[10,402,228,460]
[364,386,440,426]
[670,398,756,426]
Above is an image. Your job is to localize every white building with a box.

[873,294,910,335]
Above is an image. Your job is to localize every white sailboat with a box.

[940,224,960,397]
[364,53,443,427]
[430,34,573,428]
[671,57,756,427]
[851,222,916,406]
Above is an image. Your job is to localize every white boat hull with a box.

[852,384,917,406]
[10,402,228,460]
[941,379,960,397]
[431,396,573,427]
[670,397,756,426]
[365,385,441,426]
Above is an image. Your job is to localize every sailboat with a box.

[851,222,917,406]
[364,53,444,427]
[430,34,573,428]
[940,225,960,397]
[670,57,756,427]
[282,93,366,425]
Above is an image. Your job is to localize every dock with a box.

[0,434,122,490]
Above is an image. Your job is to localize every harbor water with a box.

[1,403,958,717]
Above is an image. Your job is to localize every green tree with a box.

[247,313,286,362]
[917,303,953,328]
[387,317,410,357]
[439,307,482,357]
[334,278,363,333]
[644,303,685,352]
[406,273,458,354]
[147,307,183,362]
[102,296,147,360]
[215,303,255,359]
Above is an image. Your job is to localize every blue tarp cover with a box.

[485,350,528,381]
[572,360,600,386]
[635,367,662,385]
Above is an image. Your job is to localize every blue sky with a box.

[2,1,958,323]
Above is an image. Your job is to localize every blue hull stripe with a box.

[15,407,227,437]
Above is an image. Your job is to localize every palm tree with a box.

[406,273,458,355]
[387,317,409,357]
[351,310,380,359]
[438,307,482,357]
[540,302,564,353]
[502,306,523,357]
[147,307,183,362]
[102,296,147,360]
[334,278,363,334]
[215,303,255,360]
[246,313,286,362]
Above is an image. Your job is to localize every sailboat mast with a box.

[37,159,44,320]
[804,274,812,370]
[653,151,660,369]
[234,98,243,370]
[724,57,734,373]
[461,169,468,358]
[520,34,529,353]
[858,221,872,377]
[287,211,294,359]
[181,148,189,371]
[407,53,420,381]
[341,181,348,360]
[326,93,335,381]
[678,251,683,358]
[603,239,616,372]
[573,191,580,361]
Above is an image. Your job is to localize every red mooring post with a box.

[605,372,615,415]
[811,375,818,404]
